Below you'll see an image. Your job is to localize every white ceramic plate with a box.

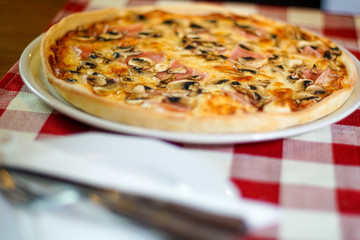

[19,35,360,144]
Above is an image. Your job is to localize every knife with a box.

[0,166,247,240]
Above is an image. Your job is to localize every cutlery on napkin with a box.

[0,131,277,239]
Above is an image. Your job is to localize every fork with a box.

[0,167,247,240]
[0,168,81,210]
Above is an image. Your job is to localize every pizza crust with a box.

[41,4,358,133]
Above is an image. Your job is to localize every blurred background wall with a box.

[322,0,360,14]
[234,0,360,14]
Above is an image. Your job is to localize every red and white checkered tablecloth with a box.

[1,0,360,239]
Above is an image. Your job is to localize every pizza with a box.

[40,4,357,133]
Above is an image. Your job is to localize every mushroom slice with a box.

[137,29,162,38]
[271,64,285,72]
[205,78,230,86]
[153,62,170,72]
[292,91,320,101]
[250,85,266,96]
[89,51,114,63]
[167,80,200,91]
[237,68,258,75]
[253,94,271,107]
[185,33,201,40]
[288,69,304,81]
[184,75,202,81]
[204,79,230,92]
[81,59,98,69]
[164,94,195,108]
[196,40,226,51]
[157,74,176,88]
[166,96,182,103]
[89,51,105,59]
[98,31,124,41]
[306,84,326,95]
[93,83,120,95]
[310,64,318,74]
[190,22,205,29]
[162,19,176,25]
[296,40,322,50]
[152,59,174,72]
[248,85,270,106]
[296,40,310,49]
[132,84,147,94]
[128,57,155,69]
[285,25,303,40]
[81,51,111,68]
[268,54,282,63]
[256,79,271,88]
[86,72,107,86]
[75,35,95,41]
[231,84,252,97]
[325,46,342,59]
[285,59,303,68]
[126,84,149,103]
[293,79,313,92]
[198,51,228,61]
[113,46,142,60]
[238,58,268,69]
[121,51,143,60]
[232,83,269,106]
[168,67,187,74]
[115,46,134,52]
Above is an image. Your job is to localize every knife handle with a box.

[93,190,247,240]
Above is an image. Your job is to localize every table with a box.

[1,0,360,239]
[0,0,68,78]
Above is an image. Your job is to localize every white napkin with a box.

[0,131,277,240]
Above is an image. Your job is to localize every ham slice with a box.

[302,68,319,80]
[128,52,165,63]
[234,26,267,40]
[74,45,94,59]
[301,45,323,58]
[314,68,331,85]
[230,45,266,60]
[222,89,252,107]
[109,23,143,37]
[303,67,331,85]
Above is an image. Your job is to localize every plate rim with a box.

[19,35,360,144]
